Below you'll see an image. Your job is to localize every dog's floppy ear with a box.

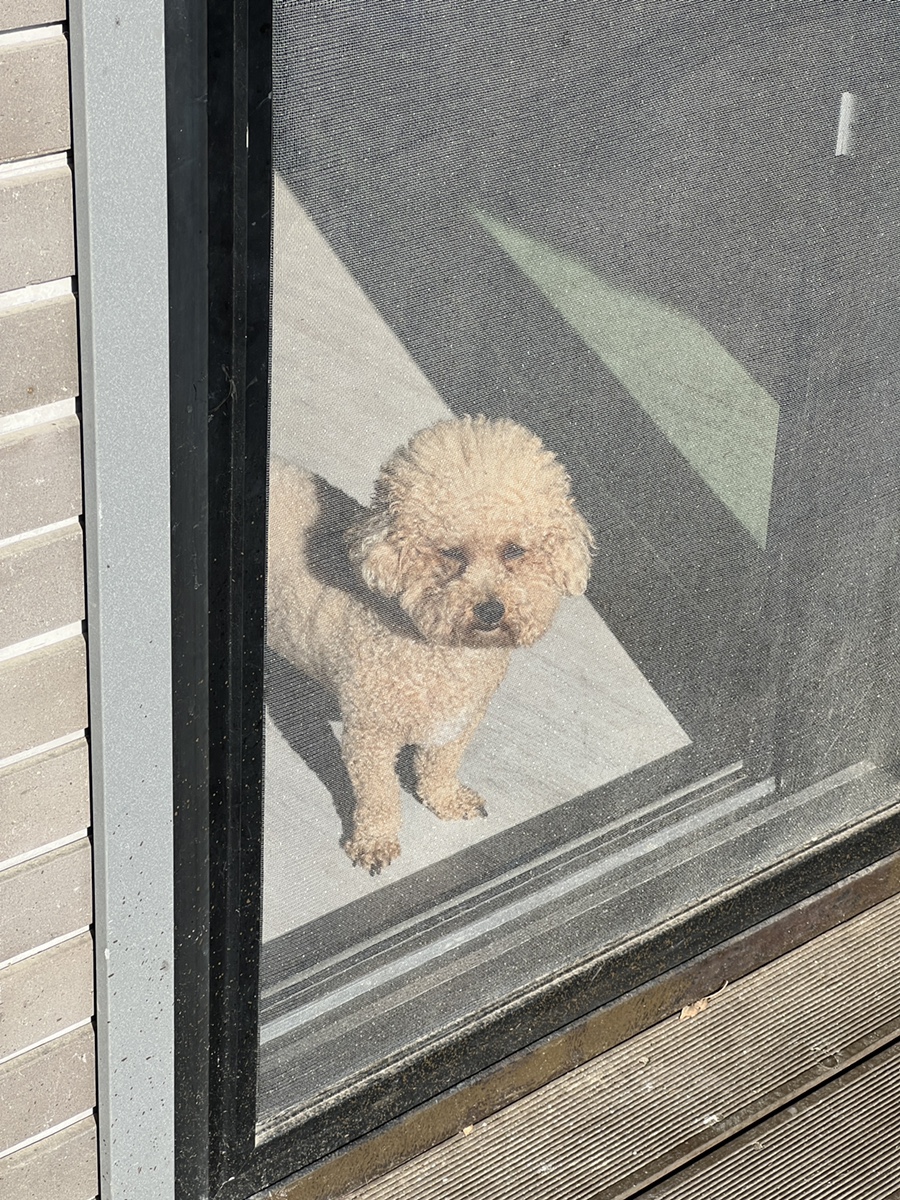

[346,507,404,597]
[555,505,594,596]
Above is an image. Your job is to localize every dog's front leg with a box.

[414,728,487,822]
[341,722,403,873]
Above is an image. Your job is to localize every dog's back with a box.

[267,457,337,685]
[267,457,381,692]
[266,457,320,607]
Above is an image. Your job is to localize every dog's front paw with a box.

[422,784,488,822]
[343,833,401,875]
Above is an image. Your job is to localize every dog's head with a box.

[347,416,593,648]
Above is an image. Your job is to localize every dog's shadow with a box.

[264,645,358,842]
[303,475,420,634]
[265,474,418,846]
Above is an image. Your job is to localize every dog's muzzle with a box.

[473,598,505,630]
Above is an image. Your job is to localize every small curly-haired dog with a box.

[266,415,592,872]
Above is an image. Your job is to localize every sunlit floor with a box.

[262,174,689,939]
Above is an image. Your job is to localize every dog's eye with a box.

[502,543,526,561]
[441,547,467,564]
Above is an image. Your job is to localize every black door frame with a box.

[169,4,900,1197]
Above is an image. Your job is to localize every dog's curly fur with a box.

[266,415,592,872]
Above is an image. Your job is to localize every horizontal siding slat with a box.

[0,1114,97,1200]
[0,166,74,292]
[0,35,70,164]
[0,637,87,761]
[0,1024,94,1155]
[0,415,82,540]
[0,739,90,863]
[0,524,84,651]
[0,293,78,417]
[0,15,90,1190]
[0,2,66,34]
[0,839,91,963]
[0,931,93,1060]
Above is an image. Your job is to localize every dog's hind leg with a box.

[413,728,488,822]
[340,722,403,873]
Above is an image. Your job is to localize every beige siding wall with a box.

[0,7,98,1198]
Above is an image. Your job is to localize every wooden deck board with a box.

[322,890,900,1200]
[644,1039,900,1199]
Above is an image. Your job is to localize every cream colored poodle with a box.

[266,415,592,872]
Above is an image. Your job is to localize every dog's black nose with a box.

[474,599,505,628]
